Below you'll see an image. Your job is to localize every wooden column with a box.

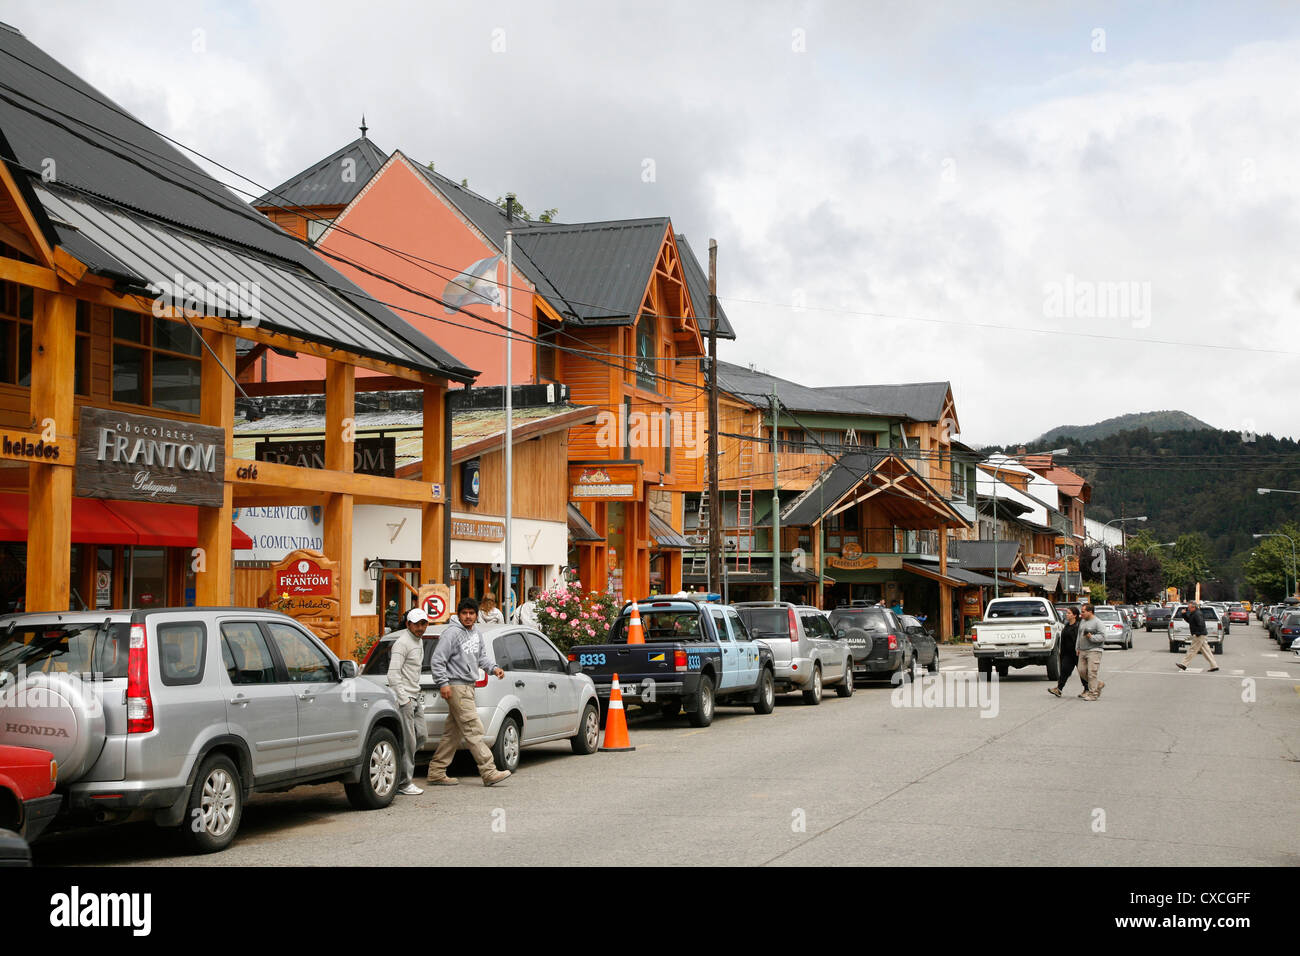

[324,361,354,657]
[633,498,651,601]
[196,329,235,607]
[812,518,824,608]
[420,383,446,588]
[938,522,953,641]
[26,290,75,612]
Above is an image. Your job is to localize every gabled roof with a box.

[815,382,952,423]
[717,361,881,415]
[781,451,969,528]
[676,234,734,340]
[254,136,389,209]
[0,23,474,382]
[512,219,672,323]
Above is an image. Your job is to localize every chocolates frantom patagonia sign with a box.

[75,407,225,507]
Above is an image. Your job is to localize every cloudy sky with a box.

[10,1,1300,444]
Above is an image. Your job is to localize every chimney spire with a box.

[359,115,368,138]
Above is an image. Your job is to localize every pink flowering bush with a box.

[534,582,620,653]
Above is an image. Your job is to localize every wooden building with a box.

[252,140,733,602]
[0,26,473,656]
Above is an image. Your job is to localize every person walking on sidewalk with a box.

[426,597,511,787]
[1076,604,1106,701]
[1176,601,1219,672]
[387,608,433,796]
[1048,606,1084,698]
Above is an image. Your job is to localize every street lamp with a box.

[1258,487,1300,496]
[1101,516,1147,600]
[1252,532,1297,598]
[986,448,1068,599]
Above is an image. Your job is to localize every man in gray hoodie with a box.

[1076,604,1106,701]
[426,597,511,787]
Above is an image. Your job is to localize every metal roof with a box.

[780,451,967,528]
[676,234,734,340]
[717,361,880,415]
[567,504,603,543]
[648,511,690,549]
[254,136,388,209]
[948,541,1022,571]
[0,25,473,382]
[815,382,952,423]
[683,558,830,585]
[512,219,670,323]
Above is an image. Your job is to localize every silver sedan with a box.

[1093,606,1133,649]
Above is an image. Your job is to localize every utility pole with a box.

[707,239,721,598]
[503,200,514,618]
[771,387,781,601]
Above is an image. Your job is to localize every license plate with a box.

[1003,648,1023,658]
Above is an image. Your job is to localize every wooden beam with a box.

[26,290,74,611]
[0,160,55,267]
[197,328,236,605]
[52,247,88,285]
[324,361,354,656]
[0,255,60,293]
[421,383,446,589]
[227,457,446,504]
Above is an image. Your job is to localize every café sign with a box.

[75,407,225,507]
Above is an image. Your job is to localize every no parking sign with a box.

[418,583,452,624]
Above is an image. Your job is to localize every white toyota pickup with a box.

[971,596,1062,681]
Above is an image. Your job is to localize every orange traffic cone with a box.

[599,673,635,752]
[627,604,645,644]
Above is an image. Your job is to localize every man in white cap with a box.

[387,607,433,795]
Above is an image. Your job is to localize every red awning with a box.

[0,493,252,549]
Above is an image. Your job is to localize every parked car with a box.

[0,744,60,842]
[1272,611,1300,647]
[0,608,402,853]
[827,604,915,683]
[970,596,1063,680]
[363,622,600,771]
[734,602,854,700]
[1145,605,1172,632]
[1093,606,1133,649]
[571,598,780,728]
[1208,602,1231,635]
[898,614,940,673]
[1168,604,1224,654]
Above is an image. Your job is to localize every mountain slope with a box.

[1035,410,1214,445]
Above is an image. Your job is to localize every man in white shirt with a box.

[387,608,434,795]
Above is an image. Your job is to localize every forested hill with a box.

[1034,410,1214,445]
[1031,427,1300,564]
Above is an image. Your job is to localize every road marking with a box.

[1266,670,1290,678]
[1230,669,1245,675]
[941,664,971,671]
[1262,653,1279,658]
[1184,667,1203,673]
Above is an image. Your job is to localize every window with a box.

[709,606,733,641]
[524,633,566,673]
[112,309,202,414]
[74,301,90,396]
[635,315,656,391]
[535,319,560,381]
[306,217,335,243]
[265,622,334,682]
[158,622,206,686]
[220,622,279,685]
[494,632,536,671]
[0,278,33,386]
[0,621,130,678]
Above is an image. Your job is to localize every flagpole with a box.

[504,227,514,617]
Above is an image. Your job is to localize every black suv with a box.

[827,604,914,683]
[1145,605,1172,632]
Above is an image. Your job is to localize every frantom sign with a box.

[75,407,225,507]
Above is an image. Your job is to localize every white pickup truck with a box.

[971,596,1062,680]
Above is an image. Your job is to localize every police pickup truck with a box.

[568,598,776,728]
[971,596,1062,681]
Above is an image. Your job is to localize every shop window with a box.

[74,301,90,396]
[535,319,560,381]
[0,279,34,386]
[129,547,167,608]
[635,315,656,391]
[112,309,202,414]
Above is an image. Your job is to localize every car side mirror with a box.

[339,660,358,680]
[567,660,582,675]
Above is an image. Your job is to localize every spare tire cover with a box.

[842,627,873,661]
[0,672,106,783]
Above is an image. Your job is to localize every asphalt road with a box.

[34,620,1300,867]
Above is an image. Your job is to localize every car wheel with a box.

[1169,643,1178,653]
[835,662,854,698]
[802,664,823,704]
[927,648,939,674]
[345,726,399,811]
[492,716,521,772]
[181,753,242,854]
[688,675,715,727]
[570,703,600,755]
[755,668,777,713]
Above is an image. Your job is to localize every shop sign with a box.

[1027,561,1048,575]
[254,436,395,477]
[266,549,340,645]
[0,427,73,466]
[233,506,323,562]
[75,407,225,507]
[569,463,640,501]
[451,515,506,542]
[961,588,983,613]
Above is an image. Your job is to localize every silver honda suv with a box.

[0,608,402,853]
